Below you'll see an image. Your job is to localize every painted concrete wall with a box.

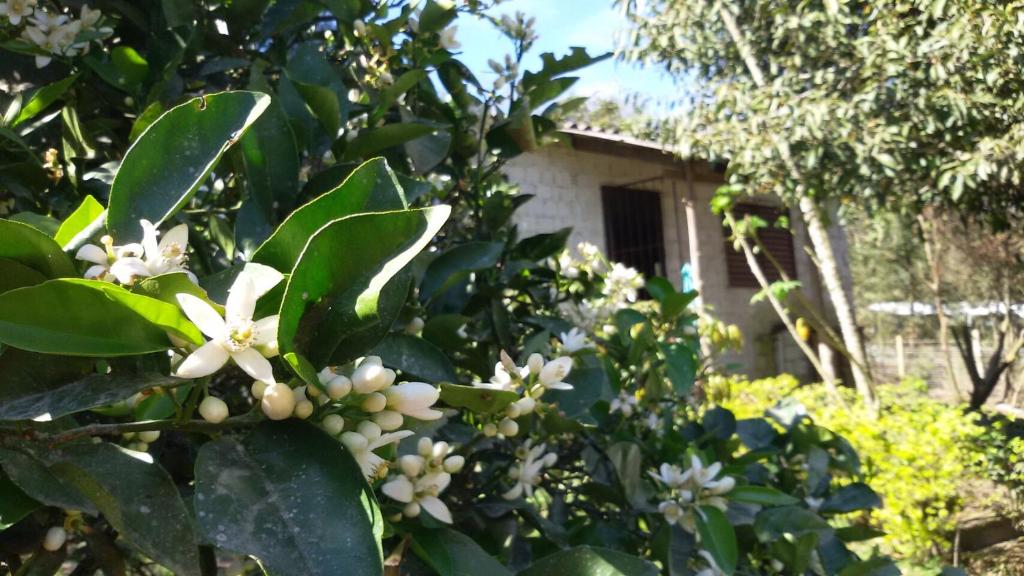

[504,143,819,379]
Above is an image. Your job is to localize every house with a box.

[504,125,827,379]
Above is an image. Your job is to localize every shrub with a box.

[714,375,986,559]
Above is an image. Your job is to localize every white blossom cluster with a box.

[312,358,443,480]
[554,242,644,332]
[76,219,196,285]
[473,350,573,438]
[502,439,557,500]
[381,437,465,524]
[1,1,112,68]
[649,456,735,533]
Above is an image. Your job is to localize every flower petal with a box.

[83,264,108,280]
[231,347,275,383]
[159,223,189,252]
[75,244,107,264]
[226,274,257,322]
[175,341,230,379]
[545,381,574,390]
[501,483,523,500]
[419,496,453,524]
[368,430,415,451]
[109,257,150,284]
[140,219,160,261]
[241,262,284,298]
[252,315,279,345]
[175,293,226,339]
[381,476,414,503]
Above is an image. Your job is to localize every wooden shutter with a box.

[725,203,797,288]
[601,186,666,279]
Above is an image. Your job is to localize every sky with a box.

[453,0,684,111]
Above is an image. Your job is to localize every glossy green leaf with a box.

[0,257,47,294]
[0,372,180,421]
[47,442,200,575]
[0,278,201,356]
[729,485,801,506]
[370,334,456,382]
[371,70,427,124]
[420,241,504,299]
[411,527,512,576]
[132,271,225,315]
[695,506,738,575]
[421,314,469,351]
[0,448,96,515]
[11,74,79,127]
[513,228,571,261]
[418,0,457,33]
[292,79,342,137]
[54,195,105,249]
[753,506,831,542]
[239,97,299,222]
[607,442,650,507]
[194,421,383,576]
[546,366,612,421]
[342,123,437,162]
[324,272,410,366]
[517,546,658,576]
[661,342,697,396]
[253,158,408,272]
[0,469,38,530]
[438,383,517,415]
[107,91,270,239]
[820,483,882,513]
[278,206,450,368]
[9,212,60,236]
[0,219,76,278]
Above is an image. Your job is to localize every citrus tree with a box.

[1,1,891,574]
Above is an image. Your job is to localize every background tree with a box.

[619,0,1024,405]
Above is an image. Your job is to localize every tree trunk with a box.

[918,212,964,401]
[798,197,877,407]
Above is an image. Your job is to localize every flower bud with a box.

[138,430,161,443]
[322,414,345,436]
[341,431,368,452]
[505,402,521,419]
[305,384,321,398]
[405,316,425,335]
[483,422,498,437]
[432,441,450,460]
[360,355,383,367]
[199,396,229,424]
[418,437,434,456]
[43,526,67,551]
[543,453,558,467]
[373,410,404,431]
[515,396,536,415]
[294,400,314,419]
[261,384,296,421]
[326,375,352,400]
[384,382,441,420]
[499,418,519,437]
[527,353,544,375]
[362,392,387,413]
[403,501,421,518]
[353,363,391,394]
[443,455,465,473]
[130,442,148,452]
[357,420,382,442]
[293,386,307,401]
[400,454,424,477]
[251,379,269,399]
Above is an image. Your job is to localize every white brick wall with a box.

[504,145,821,378]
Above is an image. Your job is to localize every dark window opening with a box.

[724,203,797,288]
[601,186,666,280]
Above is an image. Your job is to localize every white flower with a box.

[438,25,460,50]
[28,9,67,32]
[610,390,638,417]
[75,235,143,281]
[538,357,573,391]
[689,454,734,495]
[174,263,282,383]
[109,220,194,284]
[476,351,527,391]
[384,382,442,421]
[23,18,81,68]
[0,0,35,25]
[382,471,453,523]
[649,463,692,493]
[658,500,685,525]
[559,327,592,353]
[341,429,415,480]
[502,440,555,500]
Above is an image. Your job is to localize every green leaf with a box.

[253,158,408,272]
[820,483,882,513]
[194,421,383,576]
[47,442,200,575]
[661,342,697,396]
[239,97,299,222]
[107,91,270,240]
[838,558,900,576]
[162,0,196,27]
[0,449,96,515]
[342,123,438,162]
[371,70,427,124]
[370,334,456,382]
[411,527,512,576]
[0,219,76,278]
[606,442,650,507]
[517,546,658,576]
[278,206,450,368]
[728,485,801,506]
[0,278,201,356]
[0,372,180,421]
[695,506,738,575]
[421,314,468,351]
[753,506,831,542]
[54,195,105,249]
[438,383,517,415]
[0,258,47,294]
[513,228,571,261]
[11,74,79,127]
[292,79,342,137]
[521,48,612,93]
[418,0,457,33]
[0,469,39,530]
[420,241,504,299]
[325,272,411,366]
[644,276,675,302]
[546,366,612,421]
[132,272,225,315]
[9,212,60,236]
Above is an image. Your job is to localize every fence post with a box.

[895,334,905,380]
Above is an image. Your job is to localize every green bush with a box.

[713,375,986,559]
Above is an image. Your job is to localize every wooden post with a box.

[895,334,905,380]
